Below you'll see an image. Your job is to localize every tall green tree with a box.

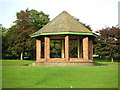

[94,26,120,62]
[7,9,50,60]
[1,24,10,59]
[28,10,49,30]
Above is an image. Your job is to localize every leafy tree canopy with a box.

[3,9,50,60]
[94,26,120,62]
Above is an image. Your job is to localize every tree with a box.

[1,24,10,59]
[6,9,50,60]
[94,26,120,62]
[28,10,50,30]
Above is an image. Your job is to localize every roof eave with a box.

[30,32,97,38]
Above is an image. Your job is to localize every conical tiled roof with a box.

[31,11,93,37]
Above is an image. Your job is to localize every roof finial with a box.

[62,11,67,13]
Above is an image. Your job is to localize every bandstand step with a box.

[30,62,95,66]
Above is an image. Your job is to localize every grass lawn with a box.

[2,60,118,88]
[2,60,34,66]
[94,61,120,66]
[2,60,120,66]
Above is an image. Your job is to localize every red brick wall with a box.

[89,37,93,60]
[83,37,89,60]
[65,35,69,61]
[36,39,41,62]
[44,36,50,60]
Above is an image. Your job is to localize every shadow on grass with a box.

[94,59,120,66]
[94,62,108,66]
[23,64,29,66]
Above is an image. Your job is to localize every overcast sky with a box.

[0,0,119,32]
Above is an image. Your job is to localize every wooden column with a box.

[77,38,80,58]
[36,39,41,62]
[89,38,93,60]
[83,37,89,60]
[44,36,50,61]
[61,40,65,58]
[65,35,69,61]
[80,39,83,58]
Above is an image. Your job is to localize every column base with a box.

[35,58,94,63]
[31,62,95,66]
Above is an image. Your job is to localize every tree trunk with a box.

[20,52,23,60]
[111,57,114,62]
